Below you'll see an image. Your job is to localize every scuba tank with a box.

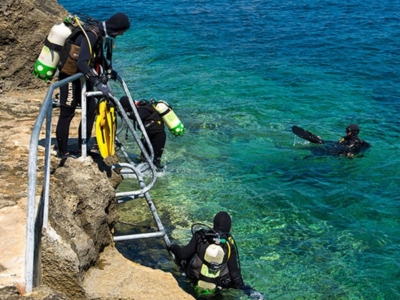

[197,243,225,291]
[33,21,73,81]
[152,100,185,136]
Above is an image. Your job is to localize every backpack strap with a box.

[44,37,64,52]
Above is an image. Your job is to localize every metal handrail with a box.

[25,73,87,293]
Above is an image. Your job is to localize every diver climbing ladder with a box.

[103,79,172,250]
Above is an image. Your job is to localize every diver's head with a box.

[105,12,130,38]
[119,96,133,111]
[346,124,360,136]
[213,211,231,233]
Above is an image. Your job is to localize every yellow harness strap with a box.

[75,16,95,65]
[226,237,234,260]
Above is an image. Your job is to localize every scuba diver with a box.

[336,124,370,157]
[292,123,370,157]
[119,96,167,169]
[168,211,264,299]
[55,13,130,158]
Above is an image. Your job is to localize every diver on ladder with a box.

[119,96,167,170]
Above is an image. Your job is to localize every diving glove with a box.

[96,82,111,98]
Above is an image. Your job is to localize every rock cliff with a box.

[0,0,66,93]
[0,1,193,299]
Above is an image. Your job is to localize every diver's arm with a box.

[168,233,199,261]
[76,31,99,81]
[227,250,245,288]
[228,252,266,299]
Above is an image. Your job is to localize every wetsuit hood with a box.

[120,96,131,110]
[213,211,231,233]
[346,124,360,136]
[104,13,130,37]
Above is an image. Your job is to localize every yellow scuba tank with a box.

[197,243,225,291]
[153,100,185,136]
[33,21,72,81]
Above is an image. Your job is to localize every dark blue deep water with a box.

[58,1,400,299]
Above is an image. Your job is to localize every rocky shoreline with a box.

[0,90,194,299]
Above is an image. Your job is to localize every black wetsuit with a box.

[309,134,370,157]
[168,212,245,290]
[337,134,370,157]
[56,29,100,156]
[56,13,130,156]
[126,102,167,168]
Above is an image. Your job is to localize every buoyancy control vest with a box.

[188,229,232,292]
[57,22,100,76]
[337,135,370,157]
[129,100,165,133]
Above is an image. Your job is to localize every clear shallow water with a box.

[59,1,400,299]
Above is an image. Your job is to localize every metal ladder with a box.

[107,78,172,249]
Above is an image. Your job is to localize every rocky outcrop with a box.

[38,156,192,300]
[41,156,120,299]
[0,0,68,93]
[0,92,43,209]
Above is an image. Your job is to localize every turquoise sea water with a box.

[58,1,400,299]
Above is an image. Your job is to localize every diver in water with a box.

[336,124,370,157]
[292,123,370,157]
[168,211,264,299]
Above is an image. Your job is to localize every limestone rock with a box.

[83,245,194,300]
[40,156,193,300]
[0,0,69,93]
[42,157,120,298]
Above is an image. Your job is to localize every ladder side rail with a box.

[112,163,156,196]
[80,80,87,157]
[110,77,174,256]
[143,191,172,248]
[114,77,155,166]
[115,136,136,165]
[113,167,173,256]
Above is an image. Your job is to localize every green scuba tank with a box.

[197,243,225,291]
[33,21,73,81]
[152,100,185,136]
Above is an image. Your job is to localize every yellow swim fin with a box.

[95,100,111,158]
[106,105,116,156]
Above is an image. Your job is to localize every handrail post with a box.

[42,98,54,228]
[80,77,87,158]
